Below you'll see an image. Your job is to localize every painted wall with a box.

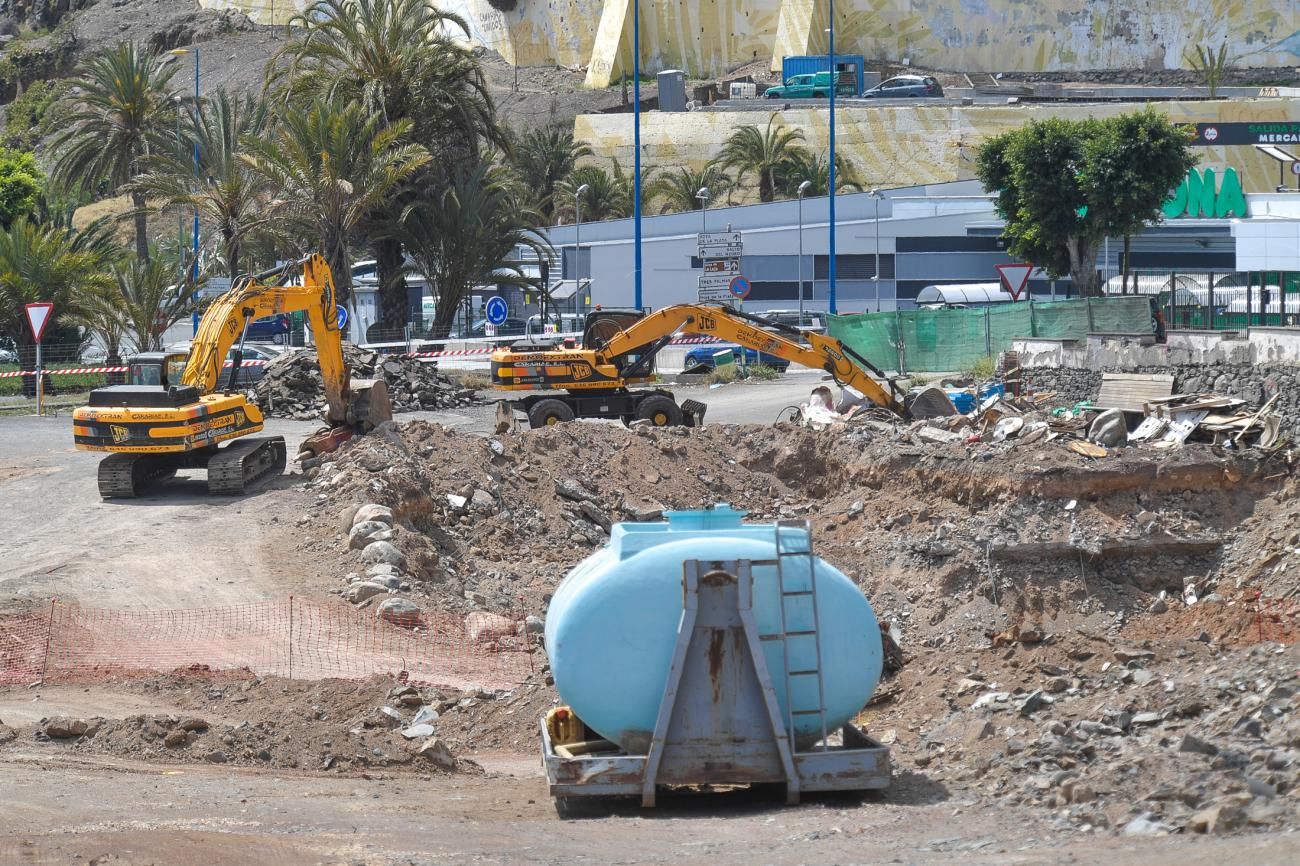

[202,0,1300,85]
[575,98,1300,202]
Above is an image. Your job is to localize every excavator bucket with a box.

[680,399,707,427]
[346,378,393,430]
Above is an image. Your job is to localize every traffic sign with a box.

[995,263,1034,300]
[729,275,752,300]
[337,306,349,331]
[485,296,508,325]
[200,276,233,298]
[697,231,742,247]
[703,258,740,274]
[699,244,743,259]
[24,302,53,342]
[698,274,734,290]
[697,286,734,302]
[1291,161,1300,176]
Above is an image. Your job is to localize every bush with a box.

[3,79,71,151]
[965,357,995,381]
[448,370,492,390]
[745,363,781,381]
[706,364,739,384]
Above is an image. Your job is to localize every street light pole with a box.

[575,183,589,319]
[797,180,811,321]
[827,8,838,315]
[633,0,642,310]
[871,188,883,312]
[696,187,710,234]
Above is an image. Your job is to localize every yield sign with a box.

[25,302,53,341]
[995,263,1034,300]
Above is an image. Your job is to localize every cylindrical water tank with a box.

[545,505,883,753]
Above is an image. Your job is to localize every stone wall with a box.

[1024,364,1300,442]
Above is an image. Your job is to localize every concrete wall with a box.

[576,99,1300,203]
[203,1,1300,84]
[1010,330,1300,370]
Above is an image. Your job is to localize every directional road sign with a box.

[24,302,53,342]
[995,263,1035,301]
[200,276,233,298]
[699,244,743,259]
[337,306,349,331]
[729,275,752,300]
[698,274,735,290]
[485,295,509,325]
[697,286,734,302]
[703,258,740,274]
[697,231,742,247]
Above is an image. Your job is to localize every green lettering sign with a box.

[1162,167,1248,218]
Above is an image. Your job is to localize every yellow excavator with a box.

[491,304,904,427]
[73,255,391,498]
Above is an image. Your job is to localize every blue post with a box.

[191,48,200,284]
[827,1,837,314]
[633,0,642,310]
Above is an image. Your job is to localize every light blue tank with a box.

[545,504,883,753]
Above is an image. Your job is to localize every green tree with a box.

[975,110,1197,296]
[137,90,274,280]
[509,124,593,222]
[0,149,44,228]
[720,115,805,203]
[243,97,430,306]
[110,252,197,352]
[393,160,550,333]
[646,161,732,214]
[0,219,111,354]
[48,42,179,261]
[270,0,500,328]
[555,160,649,222]
[776,149,864,198]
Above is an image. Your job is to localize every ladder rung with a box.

[785,630,816,637]
[791,709,825,715]
[788,669,819,676]
[782,590,814,597]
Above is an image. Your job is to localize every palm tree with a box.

[269,0,501,327]
[555,160,651,222]
[647,161,732,214]
[110,253,196,352]
[0,219,111,356]
[776,148,866,198]
[242,97,430,306]
[136,90,274,280]
[393,160,550,333]
[509,124,593,223]
[719,115,806,203]
[48,42,179,260]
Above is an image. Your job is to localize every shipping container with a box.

[781,55,866,96]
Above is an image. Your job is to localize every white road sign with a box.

[697,231,742,247]
[201,277,233,298]
[699,245,743,259]
[698,274,736,289]
[697,287,734,302]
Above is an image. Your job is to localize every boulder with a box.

[353,504,394,528]
[43,717,89,739]
[466,612,515,642]
[361,541,408,570]
[349,520,392,550]
[345,581,389,604]
[415,736,457,771]
[376,597,421,627]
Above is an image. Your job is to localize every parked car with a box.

[861,75,944,98]
[764,71,855,99]
[451,318,528,339]
[167,341,287,387]
[754,309,826,334]
[683,345,789,372]
[0,347,17,364]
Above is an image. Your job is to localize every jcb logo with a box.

[699,315,716,331]
[110,425,130,443]
[569,362,594,381]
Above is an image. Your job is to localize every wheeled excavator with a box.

[490,304,905,428]
[73,255,392,498]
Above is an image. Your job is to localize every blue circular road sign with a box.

[485,296,509,326]
[729,275,751,300]
[337,306,349,331]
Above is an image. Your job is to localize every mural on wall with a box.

[201,0,1300,86]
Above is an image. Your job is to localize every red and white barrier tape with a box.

[0,359,269,378]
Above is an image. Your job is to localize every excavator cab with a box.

[128,353,189,388]
[582,308,654,373]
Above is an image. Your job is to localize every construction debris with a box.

[254,345,483,419]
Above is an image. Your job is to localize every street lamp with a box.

[869,188,884,312]
[797,180,812,320]
[574,183,590,316]
[696,186,710,233]
[168,48,200,283]
[825,16,838,314]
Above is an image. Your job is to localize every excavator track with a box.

[207,436,287,496]
[97,453,180,499]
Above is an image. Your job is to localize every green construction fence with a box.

[828,296,1153,373]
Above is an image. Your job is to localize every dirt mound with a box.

[254,345,482,419]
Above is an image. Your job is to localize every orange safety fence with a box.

[0,597,535,691]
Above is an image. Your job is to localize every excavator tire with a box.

[635,395,684,427]
[528,399,576,429]
[97,453,179,499]
[207,436,287,495]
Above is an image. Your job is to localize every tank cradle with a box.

[540,556,891,809]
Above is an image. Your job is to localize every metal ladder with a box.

[774,519,829,753]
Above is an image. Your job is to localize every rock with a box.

[524,615,545,634]
[44,717,89,739]
[411,706,440,727]
[1089,408,1128,446]
[415,736,457,771]
[376,597,421,627]
[1131,711,1163,726]
[470,488,497,514]
[1187,802,1245,834]
[1179,733,1219,756]
[178,717,208,732]
[466,611,515,642]
[964,721,995,744]
[345,581,389,604]
[361,541,408,570]
[401,723,437,740]
[349,520,391,550]
[847,500,864,518]
[352,504,394,528]
[624,502,664,522]
[1017,690,1046,716]
[366,563,401,579]
[555,478,595,502]
[1123,812,1171,836]
[204,750,228,764]
[338,503,362,533]
[446,493,468,511]
[163,729,189,748]
[1045,676,1070,694]
[1114,647,1155,664]
[579,500,611,531]
[0,723,16,744]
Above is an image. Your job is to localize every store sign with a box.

[1162,167,1247,219]
[1183,122,1300,146]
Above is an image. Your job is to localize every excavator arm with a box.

[182,254,352,424]
[596,304,904,414]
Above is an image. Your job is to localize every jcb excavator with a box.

[73,255,392,498]
[491,304,905,428]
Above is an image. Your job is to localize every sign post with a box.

[995,263,1035,301]
[24,302,53,416]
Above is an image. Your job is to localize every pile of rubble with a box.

[253,345,482,419]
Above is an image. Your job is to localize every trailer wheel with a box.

[528,398,576,428]
[636,395,684,427]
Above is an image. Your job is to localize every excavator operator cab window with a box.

[165,356,187,387]
[130,362,163,387]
